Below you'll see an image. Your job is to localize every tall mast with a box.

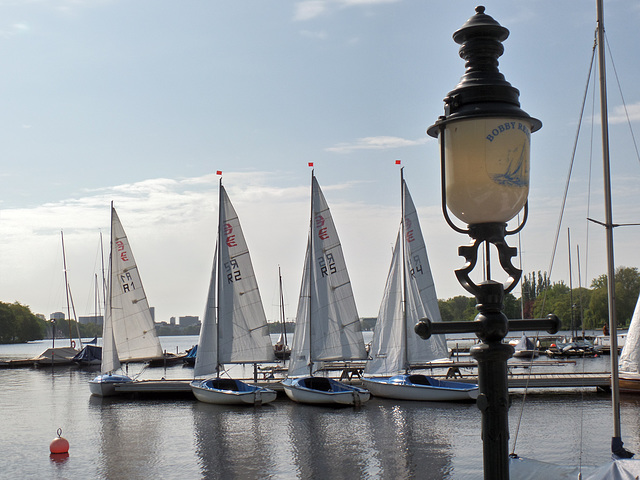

[400,168,409,372]
[216,178,223,378]
[568,229,575,338]
[61,230,74,348]
[308,170,315,376]
[100,230,107,314]
[596,0,626,456]
[106,202,114,372]
[279,266,288,347]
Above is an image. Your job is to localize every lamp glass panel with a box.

[443,117,533,224]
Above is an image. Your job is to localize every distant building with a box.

[170,316,176,326]
[50,312,65,321]
[78,315,104,326]
[180,316,200,327]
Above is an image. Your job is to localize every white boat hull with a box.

[282,377,370,406]
[362,374,478,401]
[89,374,133,397]
[618,371,640,393]
[191,379,277,405]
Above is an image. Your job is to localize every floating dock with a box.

[105,371,612,396]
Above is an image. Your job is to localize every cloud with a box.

[294,0,401,21]
[294,1,327,21]
[609,102,640,124]
[0,22,30,38]
[326,135,429,153]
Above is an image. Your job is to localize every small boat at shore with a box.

[89,204,164,397]
[32,346,79,366]
[283,172,370,406]
[191,178,277,405]
[511,334,539,359]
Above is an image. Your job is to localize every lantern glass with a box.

[443,117,534,225]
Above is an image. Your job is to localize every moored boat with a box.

[362,169,477,402]
[190,177,277,405]
[89,204,164,397]
[281,376,369,405]
[618,294,640,393]
[283,172,370,406]
[191,378,277,405]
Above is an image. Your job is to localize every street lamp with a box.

[415,6,560,479]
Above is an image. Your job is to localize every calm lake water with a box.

[1,335,639,479]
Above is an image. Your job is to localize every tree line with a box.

[0,302,103,344]
[2,266,639,343]
[438,266,640,332]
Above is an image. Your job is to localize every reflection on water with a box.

[191,398,463,479]
[1,344,640,479]
[193,402,280,478]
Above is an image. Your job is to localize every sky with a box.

[1,0,639,324]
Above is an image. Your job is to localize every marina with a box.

[106,371,614,395]
[0,336,639,479]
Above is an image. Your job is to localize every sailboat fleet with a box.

[84,168,480,406]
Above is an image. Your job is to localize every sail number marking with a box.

[318,253,337,277]
[224,259,242,283]
[410,254,424,277]
[120,271,136,293]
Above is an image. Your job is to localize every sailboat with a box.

[361,170,478,401]
[281,172,370,406]
[89,204,164,397]
[511,1,640,476]
[74,274,105,366]
[274,267,291,360]
[618,295,640,392]
[190,179,277,405]
[511,334,539,359]
[34,231,81,367]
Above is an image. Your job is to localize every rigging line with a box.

[540,37,597,316]
[510,214,541,455]
[604,32,640,165]
[512,35,598,458]
[584,56,597,292]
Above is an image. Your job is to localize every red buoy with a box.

[50,428,69,454]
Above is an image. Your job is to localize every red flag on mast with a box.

[395,160,401,165]
[216,170,222,175]
[308,162,313,167]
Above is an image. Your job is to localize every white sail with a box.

[619,294,640,375]
[193,247,218,377]
[288,175,367,377]
[101,280,119,373]
[365,178,448,376]
[101,207,163,372]
[194,184,274,378]
[365,230,405,375]
[402,181,448,362]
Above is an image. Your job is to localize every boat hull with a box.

[191,379,277,405]
[362,374,478,401]
[282,376,370,406]
[89,374,133,397]
[618,372,640,393]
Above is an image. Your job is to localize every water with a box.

[1,336,640,479]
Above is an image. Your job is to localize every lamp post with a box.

[416,6,560,479]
